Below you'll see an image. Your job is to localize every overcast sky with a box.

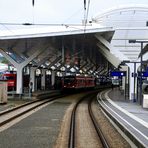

[0,0,148,26]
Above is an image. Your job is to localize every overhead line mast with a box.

[83,0,91,33]
[32,0,35,7]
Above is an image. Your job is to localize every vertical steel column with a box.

[41,69,46,90]
[133,62,136,102]
[51,71,55,89]
[16,67,23,95]
[30,67,37,92]
[140,42,143,105]
[62,36,65,63]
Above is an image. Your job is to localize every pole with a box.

[140,42,143,105]
[133,62,136,102]
[125,73,126,100]
[62,37,65,63]
[128,40,148,105]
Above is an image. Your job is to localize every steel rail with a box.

[0,94,66,127]
[0,93,61,116]
[68,93,92,148]
[88,95,110,148]
[68,91,101,148]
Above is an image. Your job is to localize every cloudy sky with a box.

[0,0,148,25]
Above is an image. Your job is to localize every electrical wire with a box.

[0,22,91,26]
[0,1,92,35]
[62,8,83,24]
[0,23,14,34]
[0,22,92,34]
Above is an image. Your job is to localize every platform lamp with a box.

[129,40,148,105]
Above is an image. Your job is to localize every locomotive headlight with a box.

[9,82,14,84]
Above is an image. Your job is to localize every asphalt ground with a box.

[0,99,70,148]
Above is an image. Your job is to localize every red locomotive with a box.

[1,73,16,91]
[1,73,29,91]
[62,75,95,90]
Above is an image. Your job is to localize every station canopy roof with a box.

[0,24,116,76]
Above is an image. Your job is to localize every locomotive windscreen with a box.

[64,77,75,83]
[3,76,14,80]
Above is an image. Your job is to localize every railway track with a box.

[0,94,65,129]
[68,92,110,148]
[88,95,110,148]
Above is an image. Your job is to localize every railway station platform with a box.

[108,87,148,123]
[100,87,148,147]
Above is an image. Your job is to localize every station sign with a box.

[138,72,148,77]
[110,71,126,77]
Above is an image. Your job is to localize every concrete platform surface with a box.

[108,88,148,123]
[98,88,148,147]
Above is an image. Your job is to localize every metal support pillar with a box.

[41,69,46,90]
[133,63,136,102]
[62,37,65,63]
[140,42,143,105]
[120,65,129,100]
[128,63,139,101]
[16,67,23,95]
[51,71,55,89]
[129,40,148,104]
[128,64,134,101]
[0,48,45,95]
[30,67,37,92]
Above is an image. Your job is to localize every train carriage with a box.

[85,77,95,88]
[62,75,95,90]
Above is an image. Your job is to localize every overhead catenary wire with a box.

[0,0,92,34]
[0,22,92,37]
[0,21,92,34]
[62,8,83,24]
[0,23,15,34]
[0,22,92,27]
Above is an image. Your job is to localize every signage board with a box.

[110,71,126,77]
[138,72,148,77]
